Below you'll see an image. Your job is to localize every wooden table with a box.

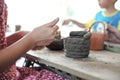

[27,48,120,80]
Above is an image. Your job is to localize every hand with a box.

[31,45,45,50]
[29,17,59,46]
[84,28,90,32]
[62,19,71,25]
[105,24,120,43]
[105,32,120,43]
[106,24,117,33]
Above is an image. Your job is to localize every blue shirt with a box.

[93,11,120,31]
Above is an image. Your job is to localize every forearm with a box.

[0,17,59,72]
[0,33,34,72]
[71,19,85,28]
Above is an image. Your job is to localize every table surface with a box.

[27,48,120,80]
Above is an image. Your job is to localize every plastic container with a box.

[89,21,106,50]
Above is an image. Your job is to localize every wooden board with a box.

[27,48,120,80]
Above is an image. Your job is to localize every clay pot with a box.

[64,31,91,58]
[46,30,64,50]
[46,39,64,50]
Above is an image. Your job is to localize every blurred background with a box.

[5,0,120,32]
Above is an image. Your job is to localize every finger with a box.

[49,17,59,27]
[52,25,59,33]
[44,17,59,27]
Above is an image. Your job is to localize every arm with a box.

[62,19,85,28]
[7,31,45,50]
[107,24,120,40]
[6,31,29,46]
[0,18,59,72]
[0,33,34,72]
[105,24,120,43]
[70,19,85,28]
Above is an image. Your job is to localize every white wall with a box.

[5,0,120,31]
[5,0,68,31]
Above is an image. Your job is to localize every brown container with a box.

[89,21,106,50]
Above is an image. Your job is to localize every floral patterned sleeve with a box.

[0,0,7,49]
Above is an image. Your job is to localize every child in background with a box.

[62,0,120,43]
[0,0,67,80]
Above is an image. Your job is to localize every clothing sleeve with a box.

[0,0,7,49]
[84,19,94,28]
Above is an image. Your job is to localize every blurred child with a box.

[62,0,120,43]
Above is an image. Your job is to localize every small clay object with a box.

[15,25,21,31]
[55,31,61,39]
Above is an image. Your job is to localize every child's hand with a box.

[62,19,71,25]
[84,28,90,32]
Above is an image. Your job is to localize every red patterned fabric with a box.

[0,0,7,49]
[17,67,68,80]
[0,0,68,80]
[0,0,17,79]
